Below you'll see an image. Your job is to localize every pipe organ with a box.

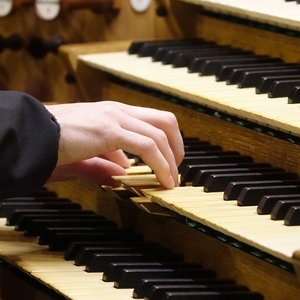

[2,0,300,299]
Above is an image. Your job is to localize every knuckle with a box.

[140,136,157,152]
[155,128,168,143]
[161,111,178,127]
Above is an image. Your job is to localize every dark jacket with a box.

[0,91,60,199]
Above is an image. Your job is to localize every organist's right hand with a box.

[46,101,184,189]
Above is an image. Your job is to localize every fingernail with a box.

[165,175,175,189]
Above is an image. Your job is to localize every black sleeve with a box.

[0,91,60,199]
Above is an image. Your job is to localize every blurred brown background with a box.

[0,0,197,103]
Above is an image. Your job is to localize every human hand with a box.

[46,101,184,189]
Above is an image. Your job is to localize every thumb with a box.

[48,157,127,186]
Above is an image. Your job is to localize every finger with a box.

[114,128,176,189]
[100,150,131,168]
[117,115,179,186]
[73,157,127,186]
[108,102,184,165]
[48,157,127,187]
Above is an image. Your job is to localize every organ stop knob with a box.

[0,0,33,17]
[27,36,64,59]
[130,0,151,12]
[35,0,116,20]
[0,0,13,17]
[35,0,60,20]
[0,34,23,52]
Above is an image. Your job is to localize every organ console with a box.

[2,0,300,299]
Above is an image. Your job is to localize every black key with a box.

[75,245,171,266]
[180,163,271,185]
[133,278,236,299]
[86,253,184,272]
[188,53,254,73]
[237,65,300,88]
[160,291,263,300]
[65,241,158,261]
[40,228,143,250]
[1,196,65,202]
[183,139,207,146]
[184,151,239,157]
[29,190,57,197]
[152,45,210,62]
[216,58,284,81]
[0,201,81,217]
[226,64,299,85]
[148,40,211,58]
[186,150,241,158]
[41,227,103,245]
[51,231,143,251]
[192,167,284,187]
[198,54,256,75]
[115,267,215,288]
[103,262,202,282]
[224,180,300,200]
[189,52,255,72]
[237,185,300,206]
[288,86,300,103]
[183,140,209,145]
[268,79,300,98]
[204,172,297,192]
[14,211,99,230]
[133,39,205,57]
[7,209,86,226]
[23,218,117,236]
[178,156,253,173]
[0,197,70,203]
[256,74,300,94]
[284,206,300,225]
[186,151,240,157]
[200,54,280,76]
[127,39,191,55]
[184,145,222,152]
[257,194,300,215]
[271,200,300,220]
[158,45,219,64]
[146,284,249,300]
[172,48,237,68]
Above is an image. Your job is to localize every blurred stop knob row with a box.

[0,0,117,19]
[0,34,70,59]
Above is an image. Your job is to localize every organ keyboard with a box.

[0,185,266,300]
[179,0,300,30]
[79,49,300,134]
